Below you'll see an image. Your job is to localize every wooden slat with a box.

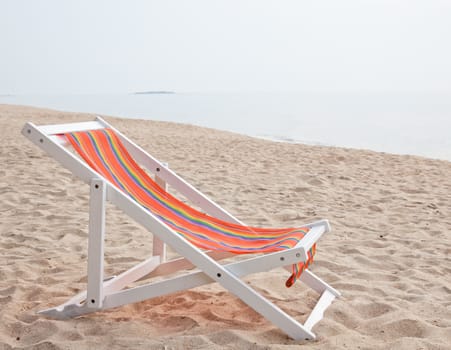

[39,121,104,135]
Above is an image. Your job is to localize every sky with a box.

[1,0,450,94]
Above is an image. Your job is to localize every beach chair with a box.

[22,117,340,341]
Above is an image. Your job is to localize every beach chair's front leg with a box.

[86,178,107,309]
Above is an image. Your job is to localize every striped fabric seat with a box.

[65,129,315,287]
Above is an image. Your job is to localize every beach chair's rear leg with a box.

[300,269,340,296]
[152,163,167,262]
[299,269,340,331]
[304,289,336,331]
[86,179,107,309]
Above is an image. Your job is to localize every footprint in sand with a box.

[307,178,323,186]
[354,302,395,319]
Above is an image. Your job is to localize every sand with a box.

[0,104,450,349]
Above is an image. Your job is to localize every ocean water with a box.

[1,92,450,161]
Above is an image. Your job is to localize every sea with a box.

[1,92,450,161]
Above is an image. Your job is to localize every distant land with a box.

[133,91,175,95]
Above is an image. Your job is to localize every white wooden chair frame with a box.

[22,117,340,341]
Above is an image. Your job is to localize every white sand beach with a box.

[0,104,450,349]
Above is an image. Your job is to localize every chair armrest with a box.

[296,220,330,261]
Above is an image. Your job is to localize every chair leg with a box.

[153,164,168,262]
[214,267,316,340]
[304,290,337,331]
[300,269,341,297]
[86,179,106,309]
